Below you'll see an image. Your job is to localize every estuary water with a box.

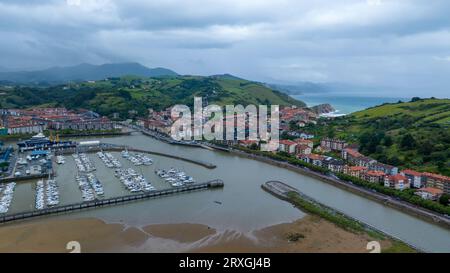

[5,133,450,252]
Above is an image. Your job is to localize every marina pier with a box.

[0,179,224,224]
[55,143,217,169]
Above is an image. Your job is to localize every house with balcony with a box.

[364,170,386,184]
[321,138,347,152]
[384,174,410,191]
[422,173,450,195]
[299,153,326,167]
[279,140,297,154]
[295,144,312,155]
[401,169,424,188]
[415,188,443,201]
[343,166,368,179]
[323,157,345,173]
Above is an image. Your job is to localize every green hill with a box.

[0,75,305,118]
[308,98,450,175]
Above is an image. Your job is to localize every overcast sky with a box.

[1,0,450,97]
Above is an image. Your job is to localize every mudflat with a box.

[0,216,392,253]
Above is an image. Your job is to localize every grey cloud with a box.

[0,0,450,97]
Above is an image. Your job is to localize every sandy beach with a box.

[0,215,395,253]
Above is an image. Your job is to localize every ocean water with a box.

[293,93,409,115]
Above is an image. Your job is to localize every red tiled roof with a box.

[387,174,407,182]
[345,148,363,158]
[308,154,325,161]
[294,139,313,145]
[401,169,422,177]
[296,144,310,150]
[279,140,297,146]
[418,187,443,195]
[366,171,385,177]
[422,172,450,182]
[349,166,368,172]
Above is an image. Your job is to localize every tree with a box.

[388,155,402,166]
[249,143,259,150]
[400,133,416,150]
[411,97,421,102]
[439,194,450,206]
[383,135,393,147]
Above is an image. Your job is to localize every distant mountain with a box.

[0,63,178,84]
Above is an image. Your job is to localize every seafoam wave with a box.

[320,110,346,118]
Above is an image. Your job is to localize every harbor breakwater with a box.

[262,181,424,252]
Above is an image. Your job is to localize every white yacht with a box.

[56,155,65,165]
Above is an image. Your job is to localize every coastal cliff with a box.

[310,103,335,115]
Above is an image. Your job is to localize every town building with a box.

[364,170,386,184]
[422,173,450,195]
[384,174,410,191]
[299,153,325,167]
[278,140,297,154]
[343,166,368,179]
[401,169,424,188]
[321,138,347,151]
[294,138,314,148]
[322,157,345,173]
[296,144,312,155]
[415,188,443,201]
[342,148,363,163]
[370,162,399,175]
[1,108,114,134]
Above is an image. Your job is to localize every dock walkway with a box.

[0,179,224,224]
[55,143,216,169]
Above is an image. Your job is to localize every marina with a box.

[35,178,60,210]
[123,152,153,166]
[75,173,104,202]
[156,168,195,187]
[115,168,156,192]
[0,179,224,224]
[72,153,96,173]
[97,151,121,168]
[0,183,16,214]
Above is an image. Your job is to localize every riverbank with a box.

[0,216,401,253]
[212,145,450,230]
[261,181,416,252]
[130,127,450,230]
[59,131,131,138]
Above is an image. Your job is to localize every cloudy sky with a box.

[1,0,450,97]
